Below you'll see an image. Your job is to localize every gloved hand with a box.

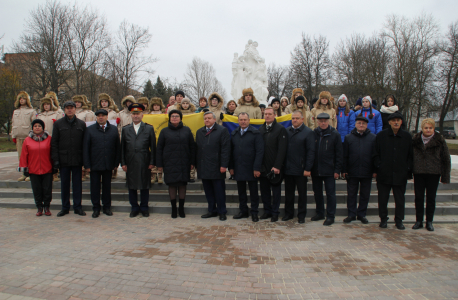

[53,161,60,170]
[116,118,120,124]
[13,138,17,144]
[202,108,209,113]
[220,112,224,121]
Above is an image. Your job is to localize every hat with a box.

[95,109,108,116]
[355,115,369,123]
[387,111,403,121]
[295,96,306,103]
[128,103,145,112]
[259,103,266,109]
[362,96,372,104]
[175,91,185,98]
[270,98,280,105]
[338,94,347,102]
[319,91,331,100]
[63,101,76,108]
[242,88,253,96]
[355,98,362,106]
[316,113,330,120]
[32,119,45,129]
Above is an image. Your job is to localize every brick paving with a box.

[1,208,458,299]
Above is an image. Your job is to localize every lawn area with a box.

[0,137,17,152]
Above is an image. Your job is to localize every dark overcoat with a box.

[121,122,156,190]
[374,127,413,185]
[311,126,343,177]
[156,122,196,184]
[196,123,230,180]
[83,122,121,171]
[51,116,86,167]
[343,128,376,178]
[229,125,264,181]
[258,119,288,176]
[284,124,315,177]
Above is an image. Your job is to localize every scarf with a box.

[28,130,49,141]
[380,105,399,114]
[422,132,434,145]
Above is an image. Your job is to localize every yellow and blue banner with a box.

[222,114,292,133]
[142,113,205,141]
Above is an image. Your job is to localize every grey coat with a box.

[121,122,156,190]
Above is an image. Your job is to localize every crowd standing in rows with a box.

[14,88,451,231]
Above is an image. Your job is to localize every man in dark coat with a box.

[52,101,87,217]
[283,110,315,223]
[229,112,264,222]
[196,111,231,221]
[311,113,343,226]
[342,116,376,224]
[258,108,287,222]
[83,109,121,218]
[374,111,413,230]
[121,104,156,218]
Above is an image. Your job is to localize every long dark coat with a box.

[284,124,315,176]
[51,116,86,167]
[196,123,230,180]
[229,125,264,182]
[374,127,413,185]
[311,126,343,177]
[121,122,156,190]
[156,122,196,184]
[258,119,288,176]
[83,122,121,171]
[343,128,376,178]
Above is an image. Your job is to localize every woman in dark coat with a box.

[156,110,196,219]
[412,118,451,231]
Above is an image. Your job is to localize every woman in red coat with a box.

[18,119,54,216]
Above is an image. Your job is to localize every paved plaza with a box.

[1,208,458,300]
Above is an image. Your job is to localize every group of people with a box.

[14,87,451,231]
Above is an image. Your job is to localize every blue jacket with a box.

[355,108,383,134]
[336,107,355,142]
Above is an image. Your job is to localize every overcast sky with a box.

[2,0,458,99]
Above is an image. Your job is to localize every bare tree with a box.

[290,34,331,102]
[267,63,294,99]
[182,57,227,104]
[106,20,156,102]
[64,4,110,103]
[436,21,458,133]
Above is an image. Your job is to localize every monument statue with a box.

[231,40,269,102]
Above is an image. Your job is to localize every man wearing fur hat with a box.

[45,91,64,117]
[167,91,185,112]
[98,93,120,179]
[137,97,150,114]
[208,92,225,125]
[118,95,136,136]
[233,88,263,119]
[12,91,37,181]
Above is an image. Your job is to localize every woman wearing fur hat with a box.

[311,91,337,129]
[287,88,310,113]
[137,97,150,114]
[380,95,405,130]
[335,94,355,143]
[12,91,37,181]
[118,95,137,136]
[412,119,451,231]
[73,95,94,122]
[45,91,64,117]
[207,92,225,125]
[18,119,54,216]
[148,97,166,114]
[233,88,263,119]
[226,100,237,115]
[355,96,383,134]
[280,97,291,114]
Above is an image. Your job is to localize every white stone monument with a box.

[231,40,269,102]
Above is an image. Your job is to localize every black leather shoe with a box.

[201,212,218,218]
[74,208,86,216]
[233,212,249,219]
[260,213,272,220]
[103,209,113,216]
[379,219,388,228]
[311,214,325,221]
[271,215,278,222]
[395,222,405,230]
[141,210,150,217]
[56,210,69,217]
[130,211,140,218]
[282,215,293,221]
[92,210,100,218]
[426,221,434,231]
[343,216,356,223]
[251,214,259,222]
[219,214,227,221]
[357,216,369,224]
[412,221,423,230]
[323,218,334,226]
[298,219,305,224]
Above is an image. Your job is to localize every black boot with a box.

[171,200,177,218]
[178,199,185,218]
